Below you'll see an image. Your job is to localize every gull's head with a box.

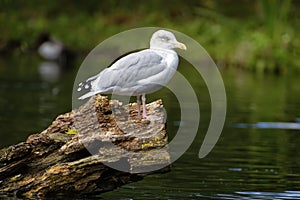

[150,30,187,51]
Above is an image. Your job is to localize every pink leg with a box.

[137,95,141,120]
[142,94,147,118]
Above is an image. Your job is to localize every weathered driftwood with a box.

[0,95,170,198]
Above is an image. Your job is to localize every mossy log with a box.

[0,95,170,199]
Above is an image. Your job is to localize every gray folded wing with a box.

[78,49,176,99]
[92,50,168,93]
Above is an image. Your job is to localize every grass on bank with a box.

[0,0,299,74]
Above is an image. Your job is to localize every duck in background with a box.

[36,33,75,67]
[36,33,76,83]
[36,33,75,82]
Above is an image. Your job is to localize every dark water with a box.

[1,55,300,199]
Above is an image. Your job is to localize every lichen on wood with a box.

[0,94,170,198]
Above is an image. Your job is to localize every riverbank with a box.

[1,1,299,73]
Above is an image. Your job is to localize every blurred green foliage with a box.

[0,0,299,74]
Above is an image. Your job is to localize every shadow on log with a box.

[0,95,170,199]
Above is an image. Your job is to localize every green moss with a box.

[65,128,77,135]
[9,174,22,182]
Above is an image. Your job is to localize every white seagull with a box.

[77,30,186,120]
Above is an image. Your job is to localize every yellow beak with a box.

[175,42,187,50]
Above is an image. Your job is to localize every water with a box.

[1,55,300,199]
[0,55,77,146]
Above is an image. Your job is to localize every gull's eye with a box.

[161,36,170,42]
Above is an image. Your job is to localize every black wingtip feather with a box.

[77,73,100,92]
[77,80,92,92]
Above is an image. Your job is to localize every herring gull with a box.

[77,30,186,120]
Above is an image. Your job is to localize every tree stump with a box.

[0,95,170,199]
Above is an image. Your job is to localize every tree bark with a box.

[0,95,170,199]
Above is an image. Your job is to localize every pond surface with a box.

[1,54,300,199]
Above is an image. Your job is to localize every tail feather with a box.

[78,91,99,100]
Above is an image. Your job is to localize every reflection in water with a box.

[233,120,300,129]
[38,61,61,82]
[234,191,300,199]
[1,56,300,199]
[190,190,300,199]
